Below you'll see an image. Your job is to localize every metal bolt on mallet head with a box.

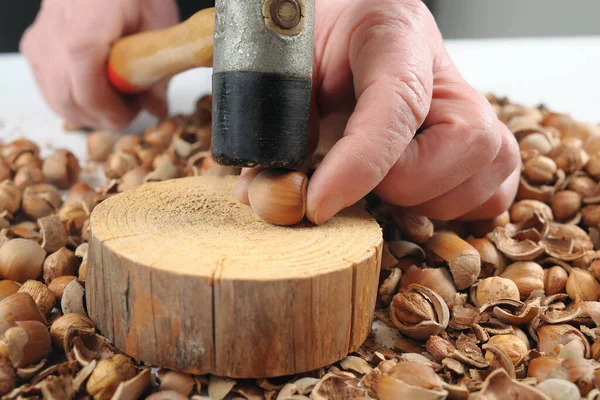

[211,0,315,168]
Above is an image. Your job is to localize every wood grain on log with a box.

[87,176,382,378]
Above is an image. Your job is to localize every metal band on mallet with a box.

[211,0,315,168]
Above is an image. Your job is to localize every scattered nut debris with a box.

[2,94,600,398]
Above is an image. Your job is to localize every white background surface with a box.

[1,36,599,161]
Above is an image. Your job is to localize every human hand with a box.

[20,0,179,129]
[235,0,520,224]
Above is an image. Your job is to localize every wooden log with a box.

[87,176,382,378]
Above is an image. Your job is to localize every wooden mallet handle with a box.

[108,8,215,94]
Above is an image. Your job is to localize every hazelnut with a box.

[566,268,600,302]
[47,275,78,301]
[484,334,528,366]
[475,277,520,306]
[524,155,557,184]
[87,131,118,162]
[50,313,94,350]
[86,354,137,400]
[2,139,39,169]
[13,165,45,189]
[581,205,600,227]
[113,135,142,153]
[400,265,458,307]
[500,261,544,300]
[0,293,45,335]
[0,180,22,215]
[158,370,196,395]
[551,190,582,221]
[0,159,11,182]
[425,335,456,362]
[509,199,553,223]
[43,247,78,284]
[544,265,568,296]
[0,280,20,301]
[537,324,589,358]
[61,280,86,317]
[391,208,434,243]
[104,150,140,179]
[0,321,51,368]
[425,231,480,290]
[568,175,596,198]
[146,391,189,400]
[248,170,308,226]
[0,238,46,283]
[587,153,600,179]
[21,184,62,219]
[466,237,506,278]
[42,149,80,189]
[518,132,553,154]
[390,284,449,340]
[17,280,56,315]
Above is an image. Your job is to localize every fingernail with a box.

[313,195,345,225]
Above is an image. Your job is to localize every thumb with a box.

[307,2,436,224]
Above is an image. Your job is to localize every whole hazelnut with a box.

[248,170,308,226]
[587,153,600,179]
[500,261,544,300]
[566,268,600,302]
[568,175,596,198]
[0,280,20,301]
[581,205,600,227]
[0,239,46,283]
[0,159,12,182]
[47,275,78,301]
[544,266,568,296]
[0,293,46,335]
[524,155,557,184]
[551,190,582,221]
[42,149,81,189]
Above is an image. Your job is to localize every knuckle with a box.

[386,71,431,129]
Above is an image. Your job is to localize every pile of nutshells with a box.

[3,93,600,400]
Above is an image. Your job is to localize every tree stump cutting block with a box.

[87,176,382,378]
